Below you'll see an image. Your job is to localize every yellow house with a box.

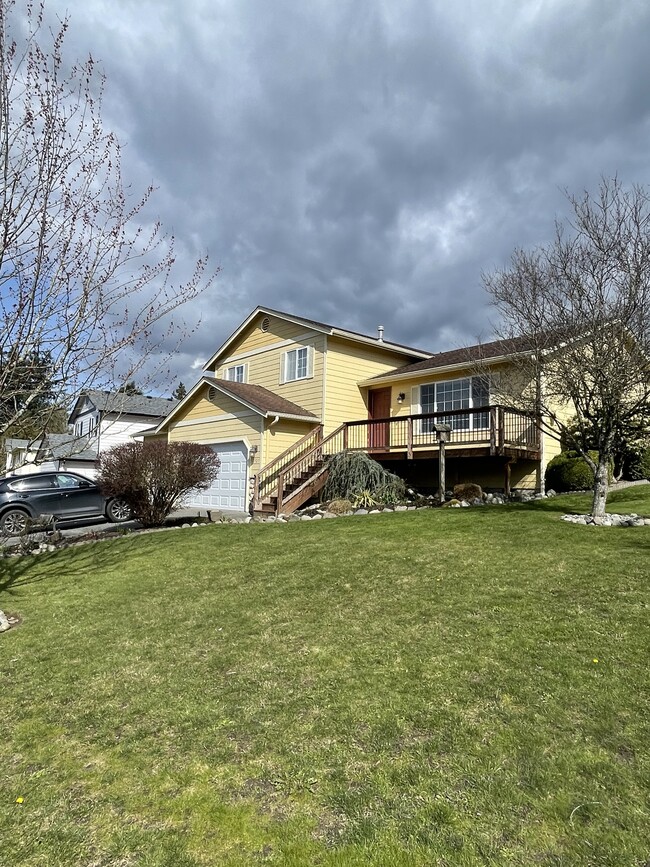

[151,307,556,514]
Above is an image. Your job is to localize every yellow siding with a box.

[324,337,414,433]
[178,389,248,422]
[211,313,319,365]
[228,333,326,417]
[263,419,318,465]
[167,385,263,474]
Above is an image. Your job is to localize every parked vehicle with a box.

[0,472,131,535]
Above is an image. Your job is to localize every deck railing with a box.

[255,424,324,504]
[253,406,540,511]
[344,405,540,456]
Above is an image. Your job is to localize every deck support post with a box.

[504,460,512,499]
[434,424,452,503]
[489,406,498,455]
[407,417,413,460]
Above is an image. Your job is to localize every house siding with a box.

[167,387,263,475]
[325,337,413,433]
[214,318,327,418]
[263,418,318,465]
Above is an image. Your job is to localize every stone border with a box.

[562,513,650,527]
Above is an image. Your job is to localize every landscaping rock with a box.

[395,505,408,512]
[354,509,368,515]
[562,512,649,526]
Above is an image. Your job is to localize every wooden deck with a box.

[253,406,541,515]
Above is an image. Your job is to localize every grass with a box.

[1,487,649,866]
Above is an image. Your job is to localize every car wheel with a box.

[0,508,31,536]
[106,498,132,523]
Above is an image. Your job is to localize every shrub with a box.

[326,498,354,515]
[453,483,483,501]
[545,450,597,492]
[98,441,221,527]
[627,445,650,481]
[322,451,405,504]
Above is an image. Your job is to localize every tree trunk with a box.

[591,460,609,517]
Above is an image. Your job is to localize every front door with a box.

[368,388,392,450]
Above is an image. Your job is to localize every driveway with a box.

[1,507,216,546]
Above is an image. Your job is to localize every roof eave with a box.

[202,306,332,371]
[357,353,524,386]
[330,328,431,359]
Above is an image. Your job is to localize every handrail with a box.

[256,424,323,502]
[259,423,323,475]
[277,422,346,482]
[252,405,541,512]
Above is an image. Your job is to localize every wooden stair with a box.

[254,459,328,516]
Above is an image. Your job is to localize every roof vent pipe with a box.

[377,325,384,342]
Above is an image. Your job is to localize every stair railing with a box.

[266,422,348,514]
[255,424,323,505]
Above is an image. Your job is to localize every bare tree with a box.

[0,0,217,442]
[483,178,650,517]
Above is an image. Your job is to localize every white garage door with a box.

[186,441,248,511]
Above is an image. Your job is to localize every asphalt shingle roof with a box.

[370,335,536,379]
[83,390,177,418]
[205,377,318,419]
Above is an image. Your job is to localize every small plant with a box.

[352,490,378,509]
[545,450,610,493]
[627,445,650,481]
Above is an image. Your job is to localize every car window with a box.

[11,476,57,491]
[55,474,84,489]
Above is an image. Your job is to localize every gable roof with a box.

[202,306,432,371]
[4,434,97,463]
[362,336,536,384]
[152,376,318,434]
[208,378,318,419]
[42,433,98,462]
[69,390,177,423]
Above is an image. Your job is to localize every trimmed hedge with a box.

[545,450,597,492]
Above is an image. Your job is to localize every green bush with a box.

[545,450,597,492]
[322,451,405,504]
[628,446,650,481]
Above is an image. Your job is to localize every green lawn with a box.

[1,487,649,867]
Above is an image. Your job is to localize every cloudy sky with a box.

[49,0,650,388]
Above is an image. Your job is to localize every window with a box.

[225,364,246,383]
[12,476,57,491]
[282,347,310,383]
[55,474,84,489]
[420,376,490,431]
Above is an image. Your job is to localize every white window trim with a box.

[225,362,248,383]
[280,345,314,384]
[416,375,490,433]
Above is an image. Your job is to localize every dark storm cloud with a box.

[52,0,650,383]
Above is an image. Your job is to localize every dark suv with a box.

[0,472,131,535]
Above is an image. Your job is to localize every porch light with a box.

[397,392,406,404]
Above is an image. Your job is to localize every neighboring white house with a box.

[66,391,177,476]
[4,434,98,477]
[3,391,176,478]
